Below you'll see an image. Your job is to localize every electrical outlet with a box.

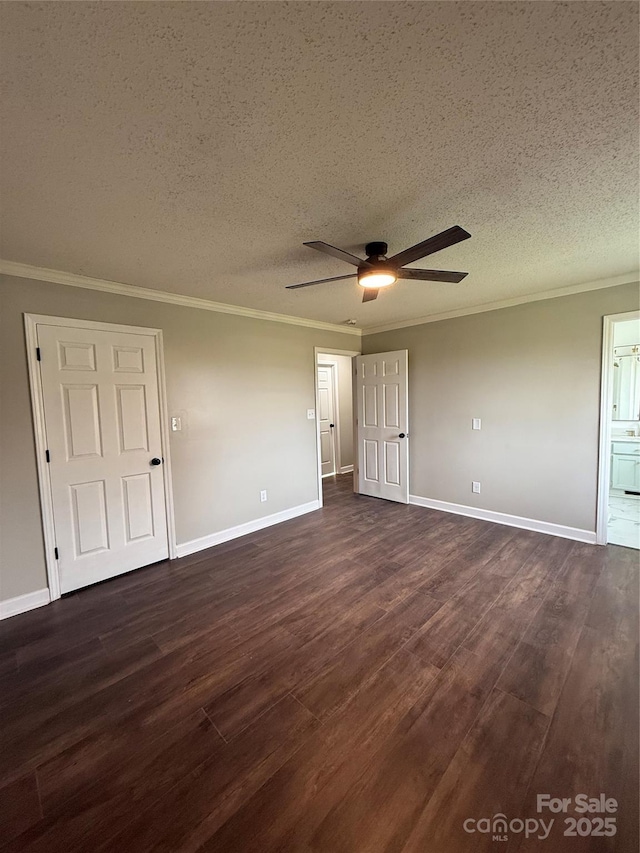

[307,409,315,420]
[260,490,268,502]
[472,481,481,494]
[472,418,481,430]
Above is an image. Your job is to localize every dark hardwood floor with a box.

[0,474,637,852]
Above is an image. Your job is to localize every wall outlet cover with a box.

[472,481,481,494]
[260,490,268,502]
[307,409,315,420]
[472,418,481,430]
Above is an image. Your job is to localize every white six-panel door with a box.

[317,362,337,477]
[36,322,169,593]
[355,350,409,503]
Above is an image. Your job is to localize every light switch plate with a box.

[307,409,315,420]
[260,490,268,502]
[472,418,481,430]
[171,416,182,432]
[472,481,481,494]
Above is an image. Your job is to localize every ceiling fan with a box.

[286,225,471,302]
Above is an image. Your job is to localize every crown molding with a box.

[3,258,636,339]
[362,271,640,336]
[0,259,363,337]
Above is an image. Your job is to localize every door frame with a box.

[24,314,177,600]
[596,309,640,545]
[314,346,360,508]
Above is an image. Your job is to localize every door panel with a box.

[383,383,400,428]
[62,385,102,458]
[384,440,401,486]
[58,340,97,371]
[116,385,149,452]
[383,355,400,376]
[364,385,378,426]
[113,345,144,373]
[122,473,155,541]
[356,350,409,503]
[364,438,379,482]
[37,323,169,593]
[71,480,109,555]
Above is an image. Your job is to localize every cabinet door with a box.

[611,455,640,490]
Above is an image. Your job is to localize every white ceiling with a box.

[1,1,638,331]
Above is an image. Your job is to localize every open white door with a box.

[35,321,170,593]
[355,350,409,503]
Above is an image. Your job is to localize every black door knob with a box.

[398,433,406,439]
[330,423,335,428]
[150,457,162,466]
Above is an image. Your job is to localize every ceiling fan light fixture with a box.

[287,227,471,294]
[358,268,397,289]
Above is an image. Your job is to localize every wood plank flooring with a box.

[0,474,637,852]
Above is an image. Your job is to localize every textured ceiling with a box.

[1,1,638,330]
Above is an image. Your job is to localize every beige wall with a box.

[0,274,357,602]
[362,283,640,533]
[3,275,639,603]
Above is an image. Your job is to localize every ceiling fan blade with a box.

[304,241,369,268]
[362,288,379,303]
[398,269,468,283]
[286,273,357,290]
[388,226,471,267]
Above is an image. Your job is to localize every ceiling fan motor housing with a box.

[365,241,388,259]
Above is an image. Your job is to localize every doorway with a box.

[315,347,358,506]
[314,346,411,508]
[25,315,176,598]
[597,310,640,549]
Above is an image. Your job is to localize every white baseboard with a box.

[339,465,354,474]
[0,588,51,620]
[175,500,321,558]
[409,495,597,544]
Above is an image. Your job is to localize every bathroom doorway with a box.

[597,310,640,549]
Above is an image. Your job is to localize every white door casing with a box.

[317,362,337,477]
[31,319,171,594]
[355,350,409,503]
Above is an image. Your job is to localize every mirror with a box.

[612,347,640,421]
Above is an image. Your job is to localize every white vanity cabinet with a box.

[611,441,640,491]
